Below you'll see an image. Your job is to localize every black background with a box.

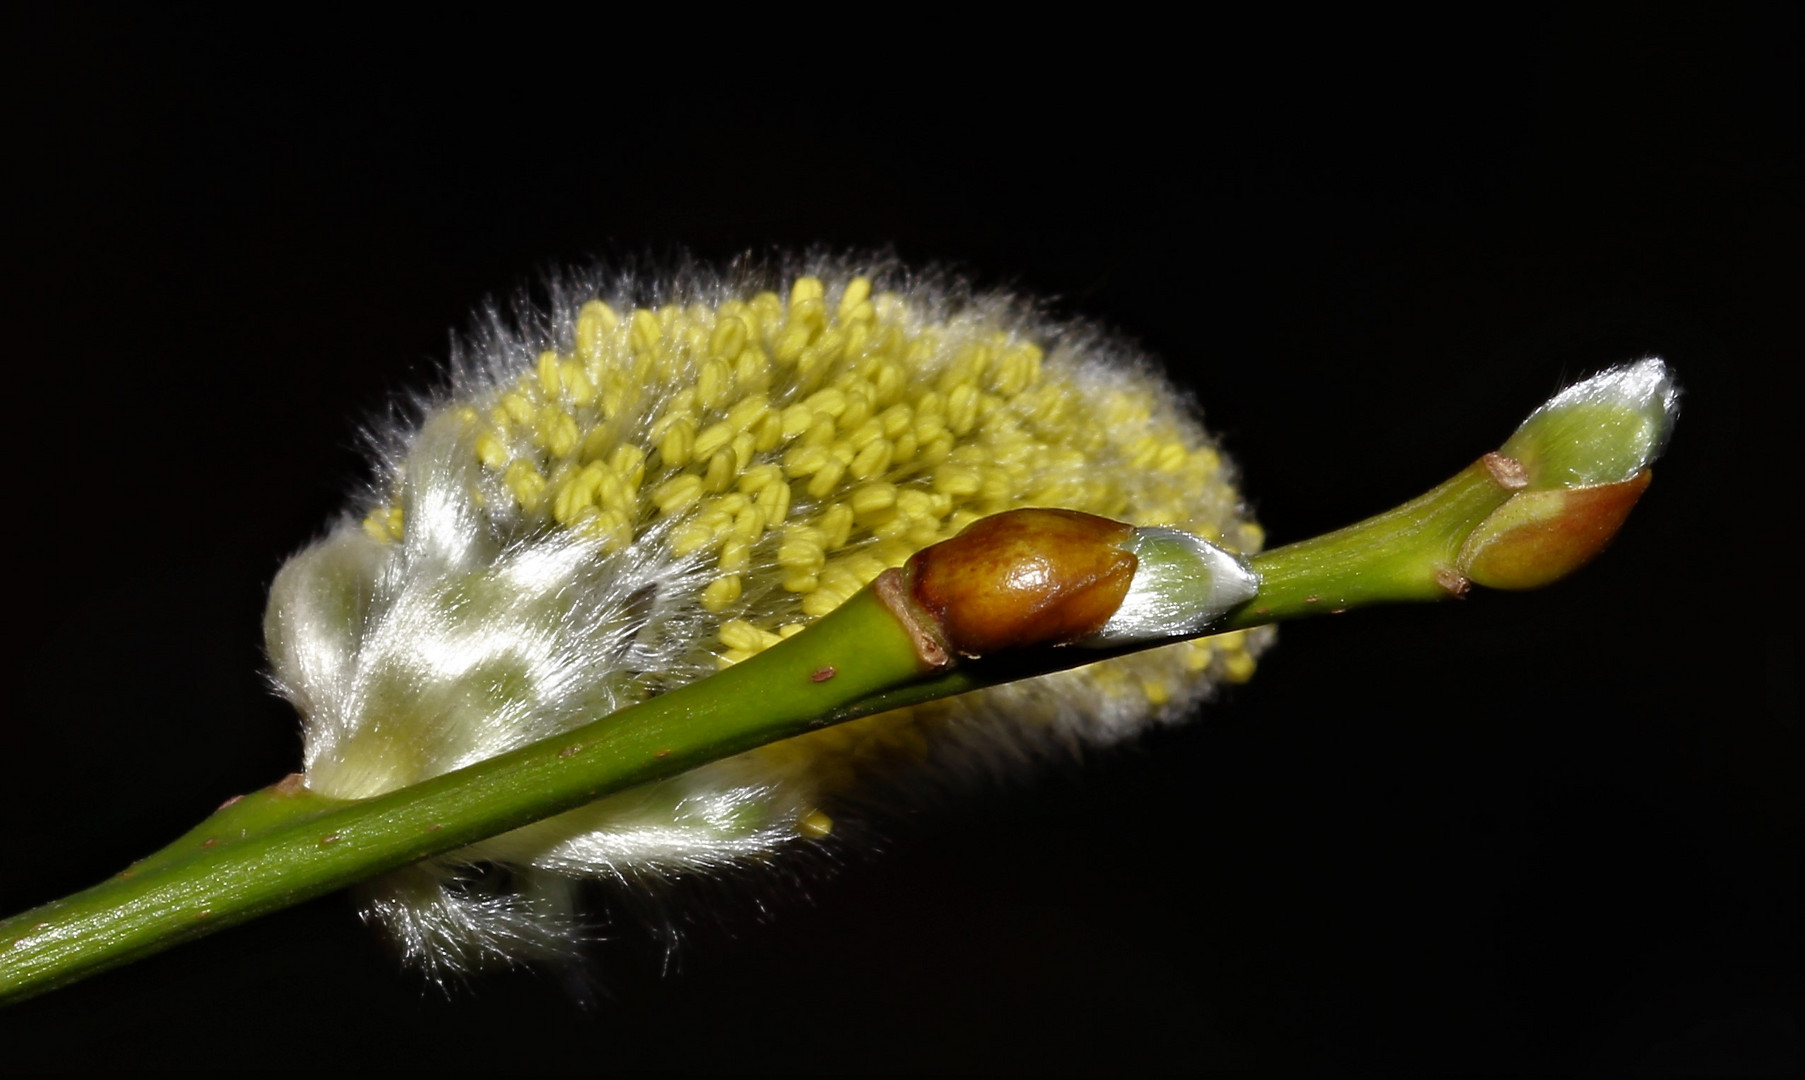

[3,8,1797,1074]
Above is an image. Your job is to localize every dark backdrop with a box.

[3,9,1797,1074]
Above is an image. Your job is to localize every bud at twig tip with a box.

[1501,357,1678,490]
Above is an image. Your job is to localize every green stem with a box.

[1,358,1673,1003]
[0,589,925,1003]
[1223,456,1513,628]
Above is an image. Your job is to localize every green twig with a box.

[0,360,1676,1005]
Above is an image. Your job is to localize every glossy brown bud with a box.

[901,508,1139,658]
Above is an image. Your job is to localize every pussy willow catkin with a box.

[262,258,1272,975]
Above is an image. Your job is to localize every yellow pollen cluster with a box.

[363,272,1266,824]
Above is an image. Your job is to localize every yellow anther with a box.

[502,390,535,427]
[979,469,1017,507]
[747,291,782,334]
[701,575,742,612]
[719,536,750,573]
[933,465,982,497]
[696,358,732,410]
[629,308,663,356]
[718,619,761,652]
[866,360,902,407]
[790,276,825,305]
[849,482,897,515]
[804,387,847,417]
[819,562,860,598]
[542,409,580,459]
[750,410,784,451]
[690,504,735,537]
[838,388,872,431]
[805,326,845,367]
[906,518,945,546]
[801,588,846,617]
[704,448,736,492]
[894,488,935,518]
[780,404,814,440]
[730,431,756,473]
[692,420,734,461]
[734,346,769,388]
[755,477,791,524]
[552,470,595,526]
[591,467,628,513]
[651,474,705,515]
[920,431,955,464]
[836,276,871,318]
[535,351,562,397]
[841,553,886,585]
[710,315,748,359]
[890,431,918,464]
[783,444,831,479]
[608,444,646,484]
[598,381,630,422]
[659,417,695,468]
[505,459,547,513]
[725,392,771,432]
[669,521,715,557]
[799,414,835,448]
[790,297,826,335]
[777,533,825,572]
[561,361,595,406]
[737,463,782,493]
[574,300,619,361]
[850,438,893,480]
[819,503,854,549]
[805,458,847,498]
[869,511,911,540]
[474,431,510,469]
[773,323,811,363]
[729,505,765,543]
[877,403,913,438]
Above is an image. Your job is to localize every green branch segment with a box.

[0,359,1677,1004]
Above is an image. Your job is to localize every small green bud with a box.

[1499,357,1678,489]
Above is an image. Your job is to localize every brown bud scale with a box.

[903,508,1139,657]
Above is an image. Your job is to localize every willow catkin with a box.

[262,257,1272,975]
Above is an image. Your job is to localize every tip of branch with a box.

[1501,357,1679,489]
